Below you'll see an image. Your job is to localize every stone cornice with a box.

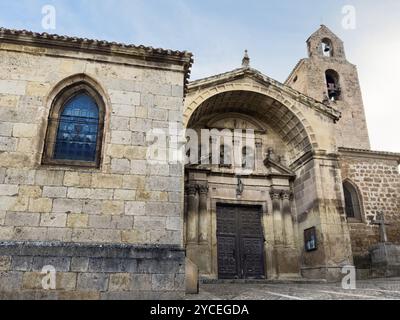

[0,27,194,87]
[339,147,400,164]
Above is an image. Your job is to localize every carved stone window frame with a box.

[42,83,106,168]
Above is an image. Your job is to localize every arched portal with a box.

[184,89,315,280]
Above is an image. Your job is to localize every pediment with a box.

[264,156,296,179]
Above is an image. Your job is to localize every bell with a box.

[324,45,331,52]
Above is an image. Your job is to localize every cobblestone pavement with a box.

[186,278,400,300]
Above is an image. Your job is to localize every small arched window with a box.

[321,38,333,57]
[325,69,341,101]
[343,181,363,221]
[43,82,105,167]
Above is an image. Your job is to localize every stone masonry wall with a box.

[0,242,185,300]
[340,152,400,261]
[0,37,189,298]
[0,43,185,245]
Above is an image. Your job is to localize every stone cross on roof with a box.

[372,212,390,243]
[242,50,250,68]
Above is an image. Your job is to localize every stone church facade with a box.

[0,25,398,299]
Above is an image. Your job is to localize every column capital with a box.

[281,190,293,200]
[185,184,198,196]
[198,184,209,195]
[270,189,282,200]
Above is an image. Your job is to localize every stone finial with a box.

[242,50,250,68]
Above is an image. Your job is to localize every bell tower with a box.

[286,25,371,150]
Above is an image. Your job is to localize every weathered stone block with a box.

[12,123,37,138]
[63,172,92,187]
[152,274,175,291]
[145,202,180,216]
[0,80,26,95]
[109,273,131,292]
[5,212,40,227]
[67,214,89,228]
[28,198,52,213]
[5,169,35,185]
[110,116,130,130]
[125,201,146,216]
[11,256,33,271]
[129,118,152,133]
[42,186,67,198]
[134,216,166,231]
[101,201,124,215]
[130,160,147,175]
[0,184,19,196]
[130,274,151,291]
[92,174,123,189]
[40,213,67,228]
[77,273,109,292]
[46,228,72,242]
[148,107,168,121]
[0,271,23,291]
[122,175,146,190]
[31,257,71,272]
[82,200,103,215]
[121,230,149,244]
[0,226,14,240]
[53,199,83,213]
[0,122,13,136]
[111,131,132,145]
[114,189,136,201]
[89,215,112,229]
[111,159,131,174]
[136,190,168,202]
[0,256,11,271]
[166,217,182,231]
[35,170,64,186]
[112,215,134,230]
[70,257,89,272]
[18,185,42,198]
[109,90,140,106]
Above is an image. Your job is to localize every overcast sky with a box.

[0,0,398,152]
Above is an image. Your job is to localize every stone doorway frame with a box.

[210,197,271,280]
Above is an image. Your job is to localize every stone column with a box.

[270,190,284,245]
[186,184,199,244]
[198,184,209,244]
[282,191,295,246]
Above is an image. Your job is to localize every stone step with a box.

[200,278,328,285]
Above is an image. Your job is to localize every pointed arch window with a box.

[343,181,363,221]
[43,83,106,168]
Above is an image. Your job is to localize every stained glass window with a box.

[54,93,99,162]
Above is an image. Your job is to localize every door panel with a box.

[217,204,265,279]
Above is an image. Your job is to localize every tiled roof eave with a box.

[0,27,194,93]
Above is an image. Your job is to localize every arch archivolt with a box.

[184,81,319,163]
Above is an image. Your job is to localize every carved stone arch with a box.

[184,82,318,163]
[41,74,110,168]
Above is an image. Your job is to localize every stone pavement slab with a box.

[186,278,400,300]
